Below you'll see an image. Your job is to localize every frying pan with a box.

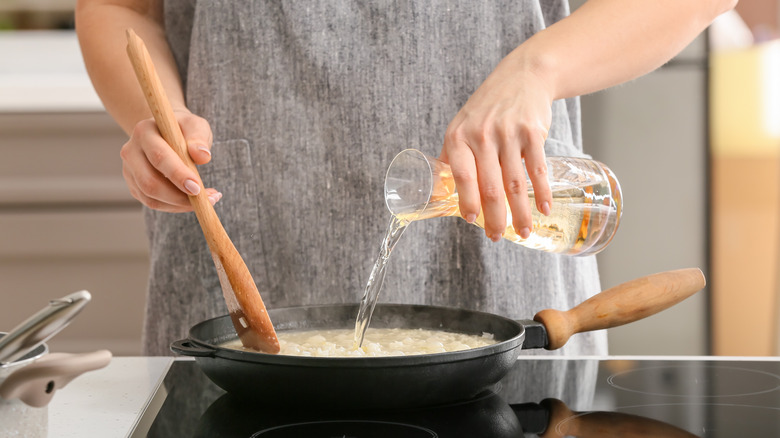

[172,269,705,409]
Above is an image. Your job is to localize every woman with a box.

[75,0,735,356]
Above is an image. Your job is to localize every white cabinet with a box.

[0,31,148,356]
[0,112,148,356]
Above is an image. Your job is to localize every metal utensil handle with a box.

[0,291,91,364]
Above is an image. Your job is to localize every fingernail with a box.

[209,192,223,205]
[465,214,477,223]
[184,179,201,195]
[520,227,531,239]
[490,233,503,242]
[541,201,551,216]
[197,145,211,157]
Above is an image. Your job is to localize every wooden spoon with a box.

[125,29,280,353]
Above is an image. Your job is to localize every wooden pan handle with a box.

[534,268,706,350]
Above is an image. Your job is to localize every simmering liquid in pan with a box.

[222,328,497,357]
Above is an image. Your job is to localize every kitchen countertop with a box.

[42,355,780,437]
[48,356,173,438]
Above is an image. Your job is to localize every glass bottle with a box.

[384,149,623,256]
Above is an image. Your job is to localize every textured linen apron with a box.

[145,0,608,358]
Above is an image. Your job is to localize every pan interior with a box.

[189,304,524,361]
[271,304,520,340]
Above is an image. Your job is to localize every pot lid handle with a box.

[0,349,112,407]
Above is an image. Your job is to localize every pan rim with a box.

[185,303,526,367]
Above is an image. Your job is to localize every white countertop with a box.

[48,356,173,438]
[0,30,105,112]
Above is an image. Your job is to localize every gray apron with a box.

[144,0,608,357]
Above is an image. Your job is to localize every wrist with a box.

[504,41,560,102]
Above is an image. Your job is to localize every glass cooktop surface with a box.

[136,357,780,437]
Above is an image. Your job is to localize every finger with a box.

[522,131,551,217]
[122,162,192,213]
[473,146,507,242]
[441,138,480,225]
[121,123,194,210]
[137,121,205,198]
[499,144,533,239]
[122,141,193,209]
[124,161,222,212]
[178,112,214,165]
[204,188,223,206]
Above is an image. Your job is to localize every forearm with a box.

[509,0,738,100]
[75,0,186,135]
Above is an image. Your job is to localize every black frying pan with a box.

[171,269,705,409]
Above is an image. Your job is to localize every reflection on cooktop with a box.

[137,358,780,437]
[609,404,780,437]
[250,420,438,438]
[196,390,521,438]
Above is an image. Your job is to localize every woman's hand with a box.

[121,109,221,212]
[441,0,738,244]
[442,53,555,242]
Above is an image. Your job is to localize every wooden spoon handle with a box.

[534,268,706,350]
[125,29,279,353]
[124,29,217,230]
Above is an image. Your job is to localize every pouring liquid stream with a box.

[353,215,410,348]
[352,188,612,347]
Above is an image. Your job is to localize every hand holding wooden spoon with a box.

[125,29,279,353]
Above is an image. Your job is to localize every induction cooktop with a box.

[133,357,780,437]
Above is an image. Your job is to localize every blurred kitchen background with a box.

[1,0,778,357]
